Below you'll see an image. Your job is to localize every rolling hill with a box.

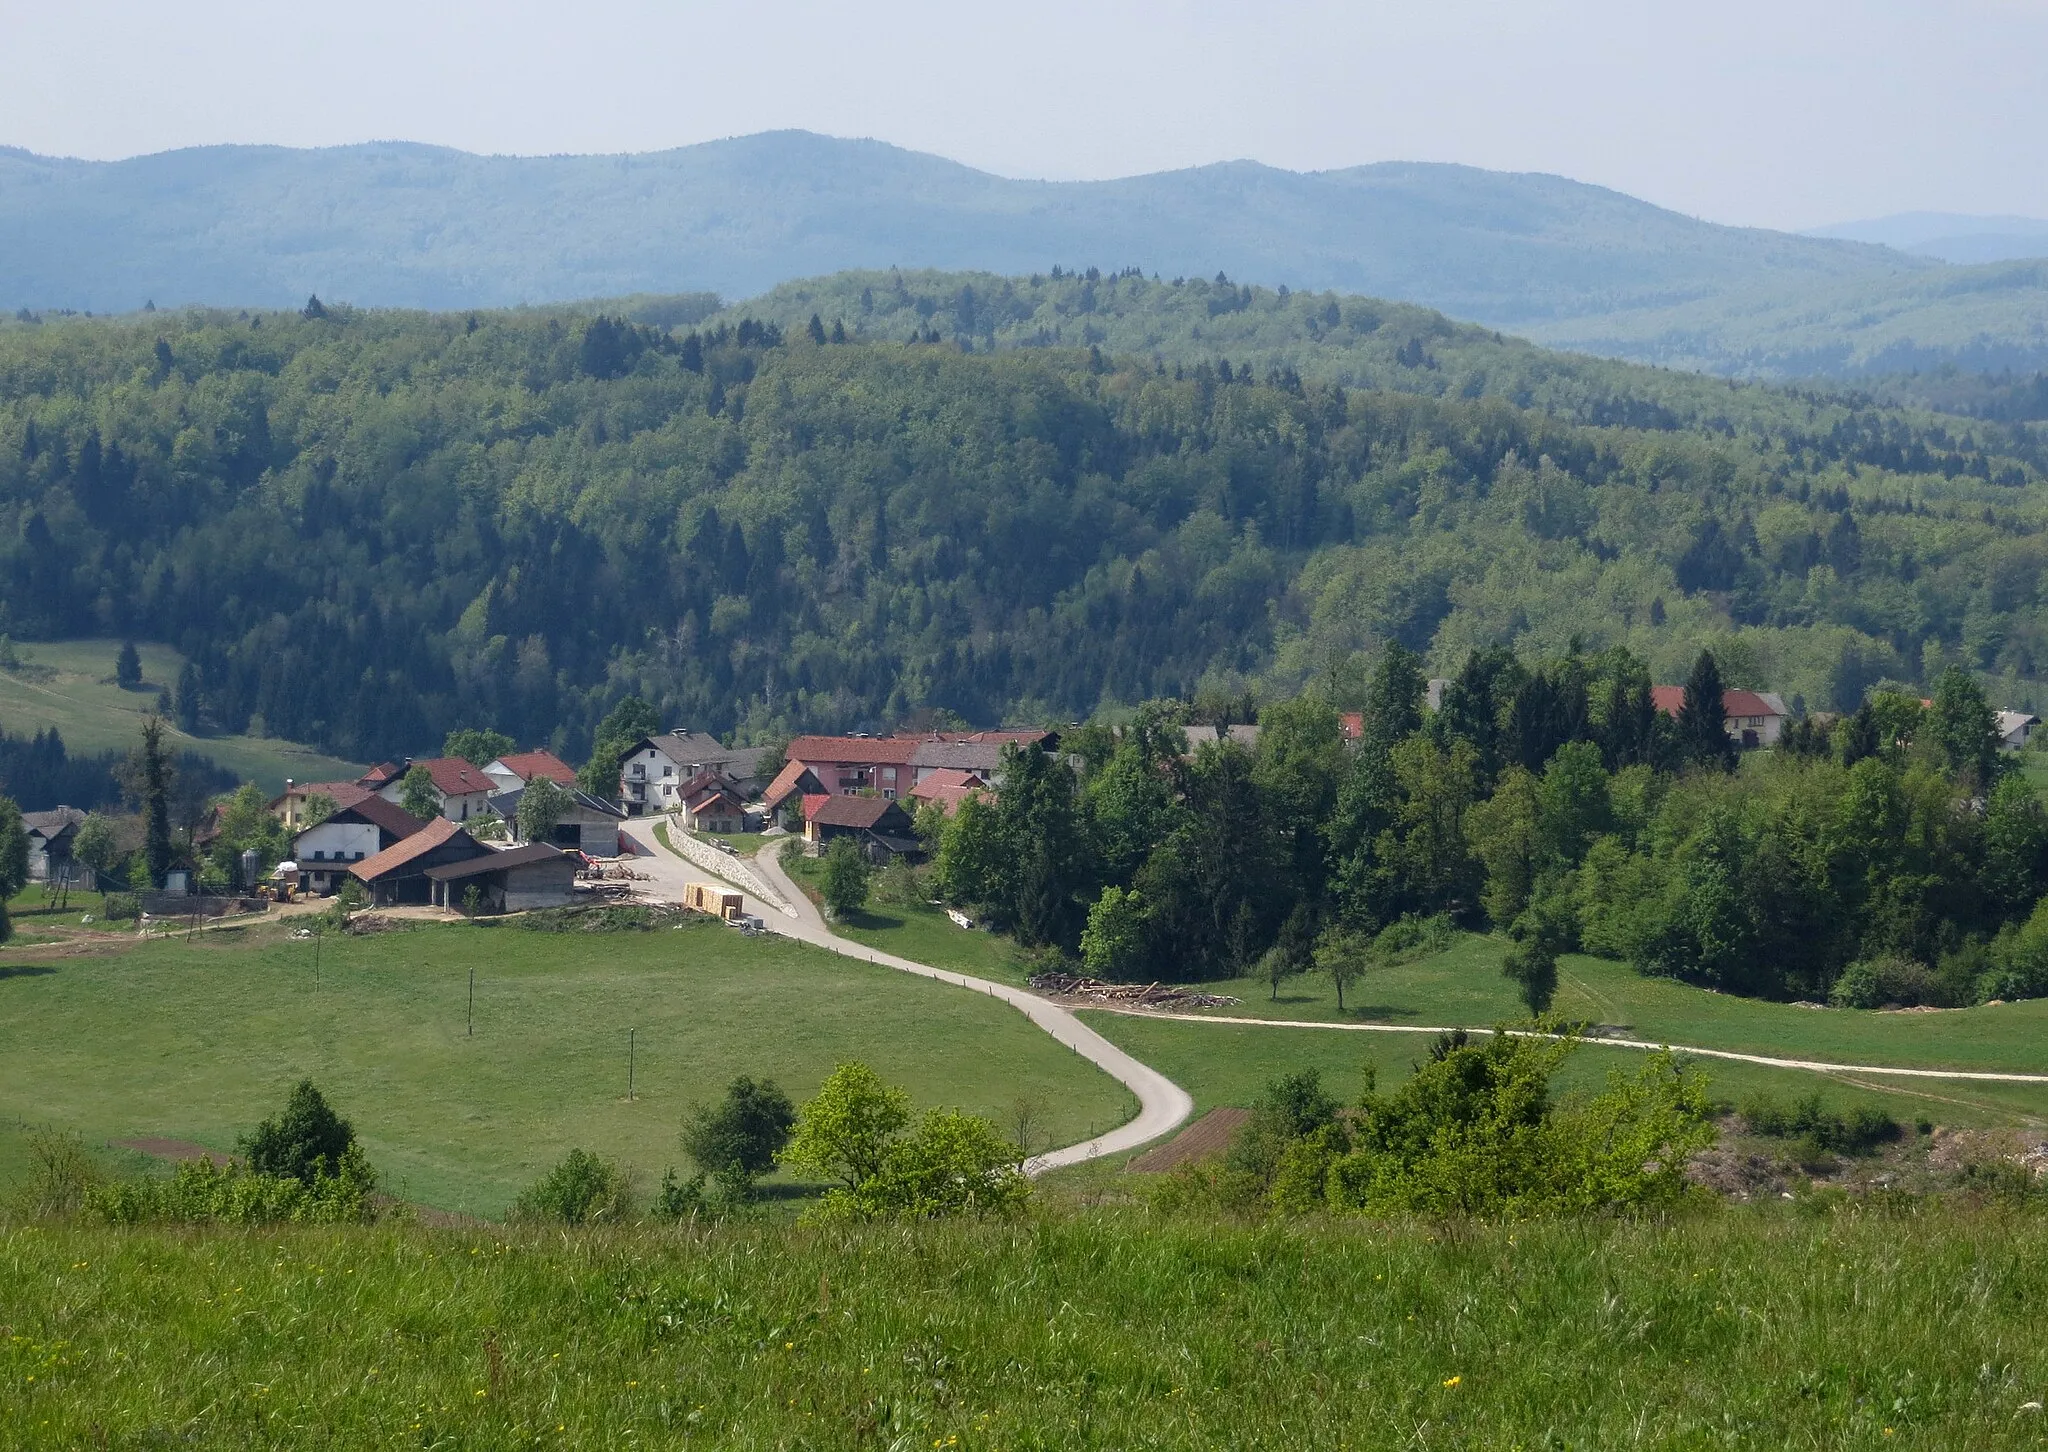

[6,131,2046,377]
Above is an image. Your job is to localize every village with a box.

[23,679,2040,927]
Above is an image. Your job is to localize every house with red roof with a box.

[784,729,1054,801]
[802,794,923,861]
[482,749,579,795]
[293,796,429,897]
[1650,686,1790,749]
[374,757,497,823]
[907,768,990,817]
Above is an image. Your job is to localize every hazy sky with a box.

[6,0,2043,230]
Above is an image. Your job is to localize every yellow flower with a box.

[1442,1376,1462,1388]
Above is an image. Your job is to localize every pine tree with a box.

[137,715,173,887]
[115,641,141,690]
[807,313,827,345]
[1677,651,1735,772]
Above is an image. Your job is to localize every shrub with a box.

[1985,900,2048,1001]
[680,1076,797,1198]
[240,1080,358,1184]
[514,1149,632,1225]
[1175,1030,1712,1219]
[1828,955,1937,1009]
[820,837,871,918]
[1372,912,1460,963]
[7,1130,108,1218]
[1741,1094,1901,1155]
[100,892,140,921]
[87,1150,377,1225]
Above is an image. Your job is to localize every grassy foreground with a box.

[0,918,1133,1215]
[6,1212,2048,1448]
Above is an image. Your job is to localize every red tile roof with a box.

[800,793,833,822]
[274,781,374,812]
[412,757,496,797]
[489,750,577,786]
[350,817,476,880]
[761,760,820,811]
[332,795,430,841]
[786,735,923,766]
[1651,687,1786,719]
[909,768,985,796]
[807,795,910,829]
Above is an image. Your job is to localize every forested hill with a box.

[6,132,2048,377]
[2,295,2047,764]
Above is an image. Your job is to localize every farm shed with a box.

[424,842,580,913]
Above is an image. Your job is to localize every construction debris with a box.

[1027,972,1240,1008]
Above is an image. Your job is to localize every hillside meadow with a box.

[5,1213,2048,1448]
[0,915,1134,1217]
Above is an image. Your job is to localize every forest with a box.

[933,647,2048,1009]
[2,284,2047,766]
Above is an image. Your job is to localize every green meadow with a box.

[0,917,1133,1217]
[0,638,360,791]
[7,1213,2048,1449]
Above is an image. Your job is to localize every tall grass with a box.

[5,1208,2047,1447]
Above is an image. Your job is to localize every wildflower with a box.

[1443,1376,1461,1388]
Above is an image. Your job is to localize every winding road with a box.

[615,817,1193,1173]
[617,816,2048,1170]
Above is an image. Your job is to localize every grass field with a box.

[6,1212,2048,1448]
[0,638,360,791]
[781,855,1034,986]
[1082,1011,2048,1135]
[1161,933,2048,1077]
[0,918,1134,1216]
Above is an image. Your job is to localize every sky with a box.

[5,0,2044,231]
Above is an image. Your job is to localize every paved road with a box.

[614,818,1193,1172]
[1091,1008,2048,1085]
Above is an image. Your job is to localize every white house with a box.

[292,797,429,896]
[1997,710,2041,753]
[481,749,579,796]
[375,757,496,823]
[616,731,769,816]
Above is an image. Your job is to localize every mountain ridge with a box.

[4,130,2040,378]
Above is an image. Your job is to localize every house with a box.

[616,731,771,816]
[375,757,496,823]
[1181,723,1262,752]
[271,779,374,832]
[1996,710,2041,753]
[481,749,579,795]
[760,761,828,827]
[677,771,749,834]
[783,730,1054,802]
[1650,686,1789,748]
[292,797,428,897]
[424,842,580,913]
[907,768,990,817]
[802,795,923,862]
[22,807,85,882]
[489,783,625,857]
[358,762,403,790]
[349,818,491,906]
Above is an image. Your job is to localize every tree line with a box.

[929,646,2048,1010]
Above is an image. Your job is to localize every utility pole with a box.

[468,964,475,1036]
[627,1028,636,1101]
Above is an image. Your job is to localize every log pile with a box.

[1027,972,1240,1009]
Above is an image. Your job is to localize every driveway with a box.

[614,815,1191,1173]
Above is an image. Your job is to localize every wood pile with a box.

[1027,972,1240,1008]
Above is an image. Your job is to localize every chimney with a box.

[285,778,295,793]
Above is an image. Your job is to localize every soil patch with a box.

[1127,1107,1252,1173]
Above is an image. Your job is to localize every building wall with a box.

[503,860,579,911]
[297,821,380,866]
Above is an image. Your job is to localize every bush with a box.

[87,1150,377,1225]
[1985,900,2048,1001]
[6,1130,108,1218]
[820,837,871,918]
[1372,913,1459,963]
[1741,1094,1902,1156]
[1829,955,1937,1009]
[1171,1030,1712,1219]
[240,1080,357,1183]
[100,892,140,921]
[680,1076,797,1198]
[514,1149,632,1224]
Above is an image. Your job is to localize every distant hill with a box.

[1809,213,2048,266]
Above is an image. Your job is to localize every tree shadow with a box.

[0,963,59,981]
[845,908,905,932]
[1347,1003,1419,1020]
